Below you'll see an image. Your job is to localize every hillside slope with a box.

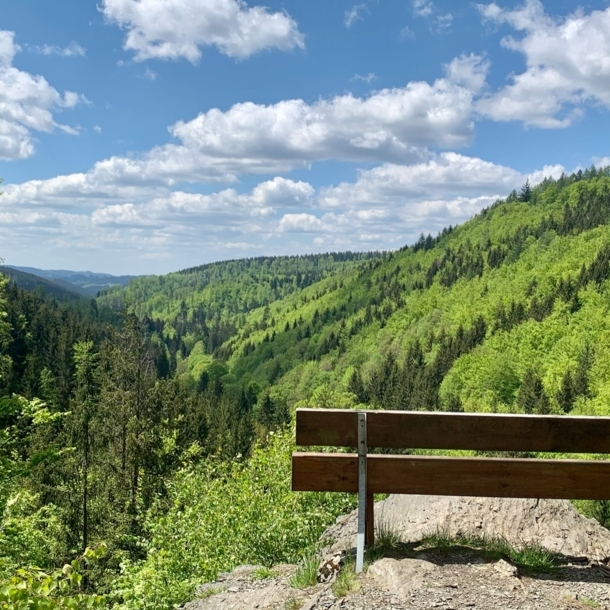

[101,168,610,419]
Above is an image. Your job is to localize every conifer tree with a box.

[518,180,532,202]
[574,343,593,399]
[517,369,550,414]
[70,341,99,551]
[556,368,575,413]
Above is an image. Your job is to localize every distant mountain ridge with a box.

[0,266,85,301]
[7,266,139,296]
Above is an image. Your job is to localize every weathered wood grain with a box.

[292,453,610,500]
[296,409,610,453]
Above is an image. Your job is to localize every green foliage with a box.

[0,492,64,581]
[112,430,355,609]
[288,553,319,589]
[331,559,358,597]
[420,529,557,573]
[0,545,106,609]
[251,566,277,580]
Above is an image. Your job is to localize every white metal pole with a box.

[356,411,367,573]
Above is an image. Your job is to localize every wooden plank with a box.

[291,453,610,500]
[296,409,610,454]
[292,452,357,493]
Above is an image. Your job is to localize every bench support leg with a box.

[366,492,374,547]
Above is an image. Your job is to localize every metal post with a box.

[356,411,367,573]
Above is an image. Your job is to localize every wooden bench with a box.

[292,408,610,571]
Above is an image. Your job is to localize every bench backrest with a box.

[292,408,610,500]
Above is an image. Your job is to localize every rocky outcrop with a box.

[323,495,610,560]
[185,495,610,609]
[184,551,610,610]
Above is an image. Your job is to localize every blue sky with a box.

[1,0,610,274]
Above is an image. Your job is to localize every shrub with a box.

[112,430,355,609]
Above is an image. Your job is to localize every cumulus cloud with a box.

[0,54,487,185]
[477,0,610,127]
[312,154,564,248]
[101,0,305,62]
[128,53,488,182]
[0,31,87,160]
[1,152,564,270]
[278,213,326,232]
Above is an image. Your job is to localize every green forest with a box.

[4,167,610,608]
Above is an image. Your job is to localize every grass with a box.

[252,566,277,580]
[331,558,359,597]
[198,586,225,599]
[580,597,600,608]
[284,595,302,610]
[366,518,407,563]
[289,553,319,589]
[420,528,558,574]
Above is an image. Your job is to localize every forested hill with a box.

[0,265,85,302]
[102,167,610,419]
[97,251,385,383]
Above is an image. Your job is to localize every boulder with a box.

[323,495,610,560]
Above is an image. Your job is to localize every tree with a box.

[556,368,575,413]
[70,341,99,551]
[518,180,532,202]
[517,369,550,414]
[574,343,593,399]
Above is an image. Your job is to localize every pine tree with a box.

[517,369,550,414]
[574,343,593,399]
[70,341,100,551]
[556,368,575,413]
[518,180,532,202]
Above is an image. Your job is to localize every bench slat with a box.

[296,409,610,453]
[292,453,610,500]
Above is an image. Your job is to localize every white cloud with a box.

[592,156,610,168]
[400,26,415,40]
[351,72,377,84]
[477,0,610,127]
[0,55,485,185]
[93,125,102,134]
[278,213,326,233]
[1,151,565,271]
[155,54,488,179]
[143,67,158,80]
[413,0,434,18]
[413,0,451,31]
[28,41,86,57]
[313,154,565,247]
[0,31,87,160]
[101,0,305,62]
[436,13,453,30]
[444,53,489,93]
[318,153,528,209]
[345,4,368,28]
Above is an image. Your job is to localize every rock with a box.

[318,552,344,583]
[493,559,519,578]
[323,495,610,560]
[367,557,438,597]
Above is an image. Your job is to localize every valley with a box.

[3,168,610,608]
